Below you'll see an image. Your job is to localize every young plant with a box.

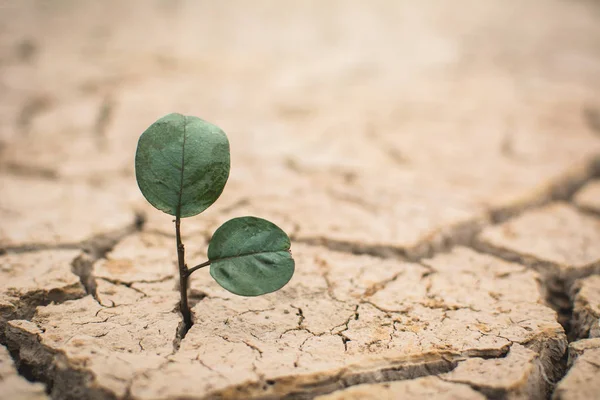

[135,113,294,330]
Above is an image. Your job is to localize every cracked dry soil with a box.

[2,1,600,399]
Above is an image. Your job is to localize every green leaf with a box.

[208,217,295,296]
[135,113,230,218]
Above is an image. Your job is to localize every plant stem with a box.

[175,215,192,331]
[186,260,211,277]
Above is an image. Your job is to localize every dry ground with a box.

[1,1,600,399]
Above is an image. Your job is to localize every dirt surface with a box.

[553,338,600,400]
[0,344,48,400]
[1,1,600,399]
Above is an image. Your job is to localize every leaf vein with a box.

[177,116,188,215]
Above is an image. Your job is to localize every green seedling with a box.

[135,113,294,330]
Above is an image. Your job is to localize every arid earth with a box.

[1,1,600,399]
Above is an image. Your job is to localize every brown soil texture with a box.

[1,1,600,399]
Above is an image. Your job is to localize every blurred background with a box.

[1,0,600,254]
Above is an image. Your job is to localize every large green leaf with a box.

[208,217,295,296]
[135,113,230,218]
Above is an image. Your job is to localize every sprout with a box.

[135,113,294,331]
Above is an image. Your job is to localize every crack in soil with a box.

[70,213,146,299]
[94,95,115,151]
[489,156,600,224]
[0,162,59,180]
[1,212,145,255]
[200,352,468,400]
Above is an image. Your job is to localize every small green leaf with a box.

[208,217,295,296]
[135,113,230,218]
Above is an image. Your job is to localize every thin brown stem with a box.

[186,260,211,277]
[175,215,192,331]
